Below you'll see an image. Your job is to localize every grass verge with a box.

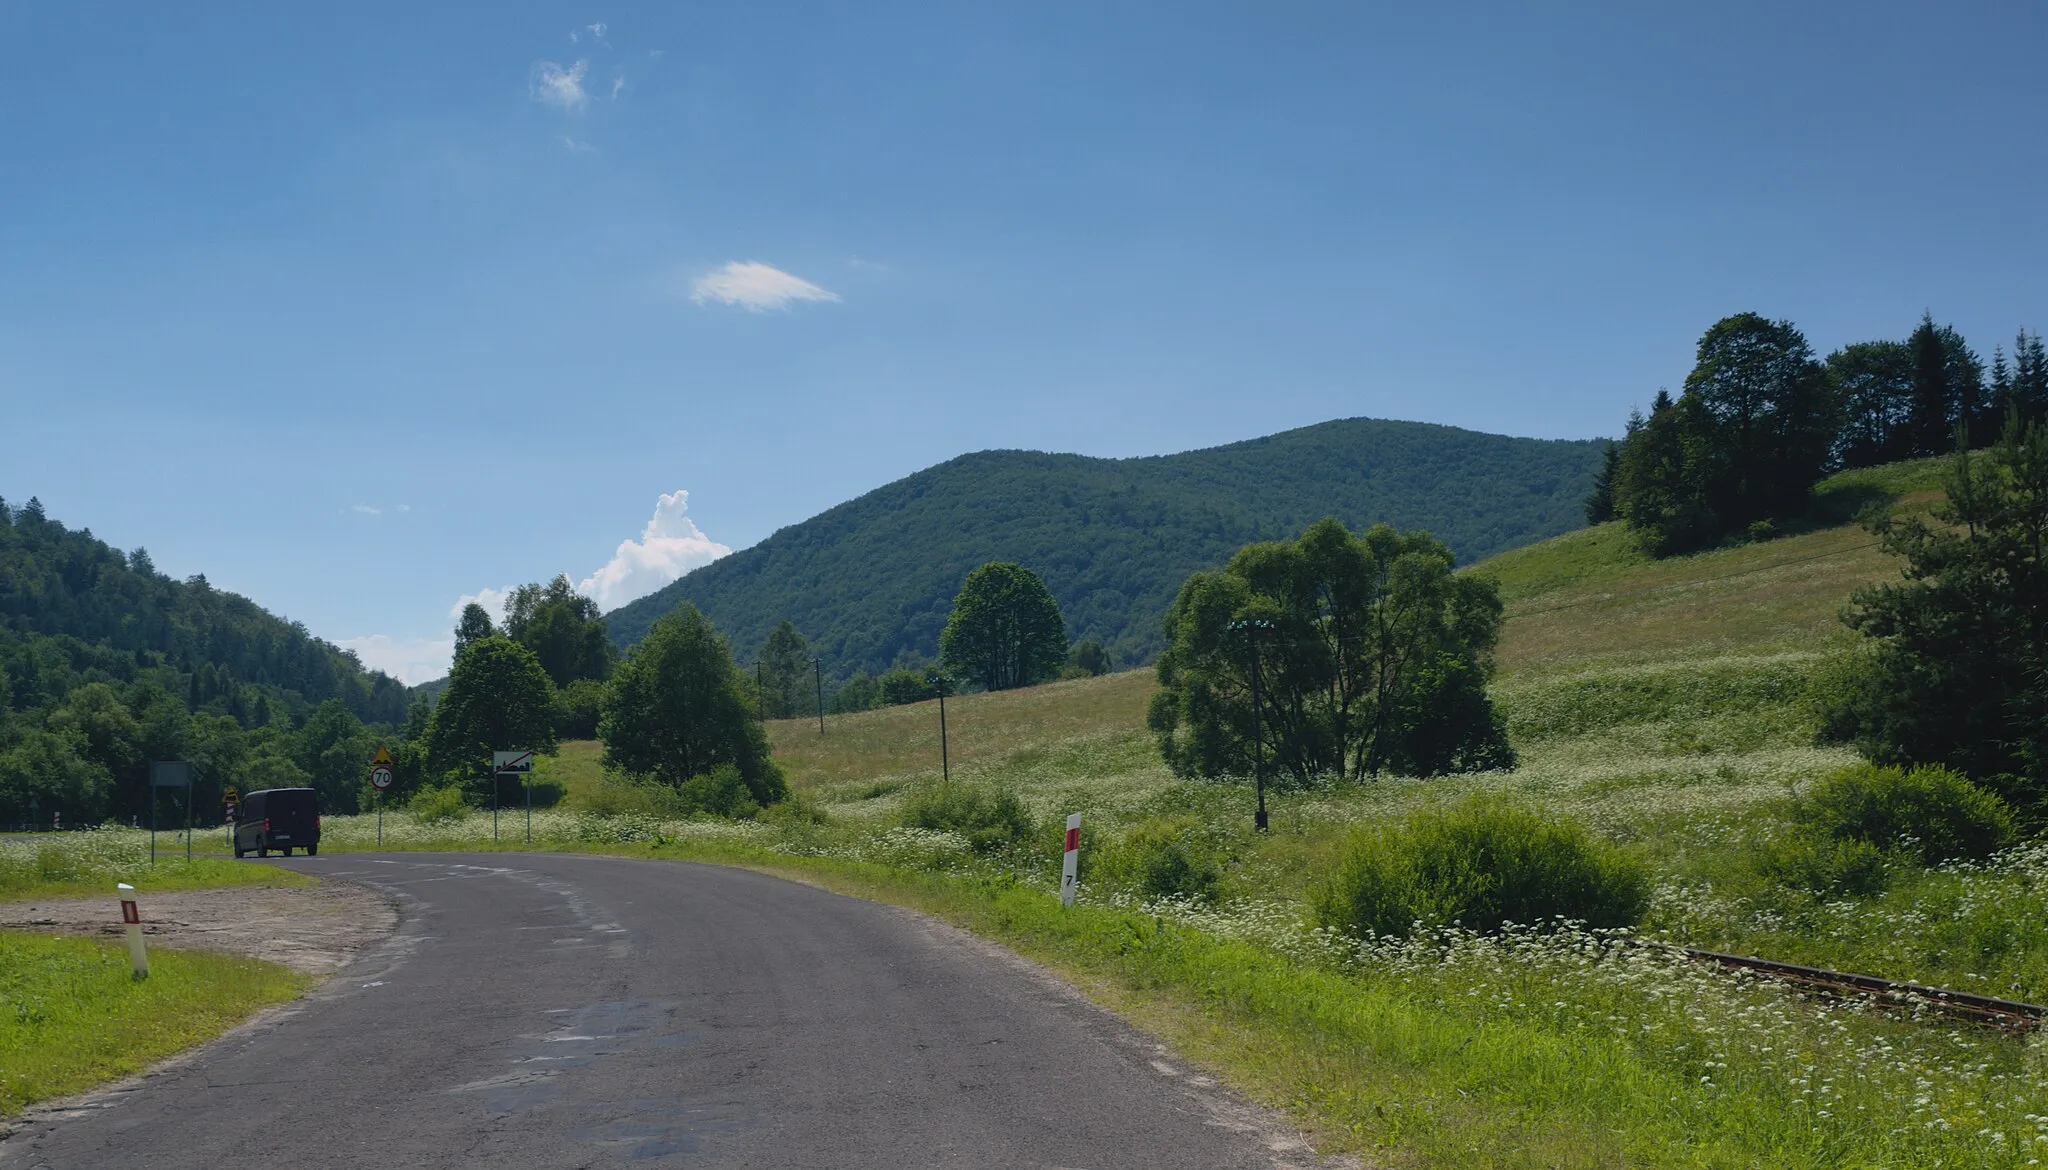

[0,832,316,901]
[0,932,304,1117]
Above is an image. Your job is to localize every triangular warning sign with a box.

[371,744,394,767]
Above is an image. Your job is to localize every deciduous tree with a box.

[423,635,557,795]
[599,605,785,808]
[1148,518,1512,785]
[939,563,1066,691]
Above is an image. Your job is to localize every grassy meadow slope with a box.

[299,452,2048,1166]
[605,417,1604,674]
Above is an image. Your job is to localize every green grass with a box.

[0,831,317,900]
[301,450,2048,1166]
[0,931,304,1116]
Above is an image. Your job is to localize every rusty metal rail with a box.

[1679,947,2048,1031]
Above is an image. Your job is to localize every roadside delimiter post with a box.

[118,883,148,978]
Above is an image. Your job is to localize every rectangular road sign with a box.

[492,750,536,775]
[149,761,192,788]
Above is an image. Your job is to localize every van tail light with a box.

[263,818,271,832]
[316,816,322,828]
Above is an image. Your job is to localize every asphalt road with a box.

[7,853,1330,1169]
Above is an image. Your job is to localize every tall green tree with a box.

[1828,340,1914,468]
[423,635,557,795]
[1611,315,1837,554]
[599,605,785,806]
[1904,313,1987,455]
[1583,440,1621,524]
[756,620,813,719]
[1824,413,2048,808]
[1679,312,1837,527]
[453,603,496,657]
[504,575,616,688]
[939,562,1067,691]
[1148,518,1512,785]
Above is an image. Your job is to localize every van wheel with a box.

[278,846,293,857]
[234,846,245,859]
[305,845,319,857]
[257,846,269,858]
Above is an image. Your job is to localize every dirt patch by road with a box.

[0,879,398,974]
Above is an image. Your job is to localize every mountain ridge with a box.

[605,416,1607,680]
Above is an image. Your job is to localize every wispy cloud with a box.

[688,261,841,312]
[351,504,382,515]
[532,59,589,112]
[610,75,625,100]
[563,136,596,153]
[577,490,731,610]
[586,21,609,42]
[337,634,456,686]
[397,504,412,513]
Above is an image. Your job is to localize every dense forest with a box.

[605,417,1606,681]
[0,497,410,824]
[1591,313,2048,554]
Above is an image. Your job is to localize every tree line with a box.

[1587,313,2048,555]
[0,498,411,825]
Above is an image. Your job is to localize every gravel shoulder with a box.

[0,877,398,974]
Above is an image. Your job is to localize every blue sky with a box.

[4,2,2044,683]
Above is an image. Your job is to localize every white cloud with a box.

[610,75,625,100]
[587,21,609,40]
[351,503,381,515]
[532,59,589,112]
[397,504,412,513]
[688,261,841,312]
[577,489,731,610]
[451,586,514,625]
[563,136,596,153]
[338,634,456,686]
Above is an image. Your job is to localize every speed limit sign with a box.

[370,766,394,790]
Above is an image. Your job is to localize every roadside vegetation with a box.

[0,931,302,1117]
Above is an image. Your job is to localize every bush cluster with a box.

[898,782,1034,853]
[1312,799,1651,940]
[1762,763,2016,896]
[1095,815,1224,902]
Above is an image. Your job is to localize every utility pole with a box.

[815,658,825,735]
[756,657,766,725]
[931,669,953,789]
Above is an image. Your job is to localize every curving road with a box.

[6,854,1331,1168]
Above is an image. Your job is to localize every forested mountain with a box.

[0,496,410,823]
[606,417,1605,679]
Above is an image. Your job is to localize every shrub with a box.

[1794,763,2015,866]
[1312,799,1652,940]
[1757,832,1893,898]
[1099,815,1223,901]
[677,764,761,820]
[407,785,471,826]
[578,774,688,818]
[899,782,1034,853]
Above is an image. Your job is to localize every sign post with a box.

[369,745,395,848]
[493,751,535,845]
[148,762,192,864]
[222,785,240,850]
[1060,813,1081,908]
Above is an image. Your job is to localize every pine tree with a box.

[1584,440,1621,523]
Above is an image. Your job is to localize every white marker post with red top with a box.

[117,882,148,978]
[1060,813,1081,908]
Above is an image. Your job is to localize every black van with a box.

[233,788,321,858]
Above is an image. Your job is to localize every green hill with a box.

[605,417,1607,676]
[0,495,411,824]
[0,496,408,727]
